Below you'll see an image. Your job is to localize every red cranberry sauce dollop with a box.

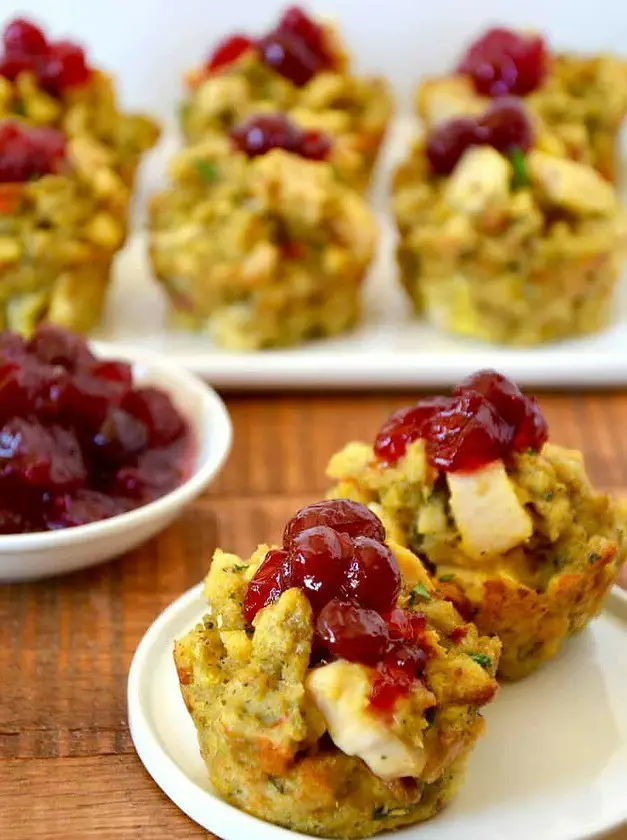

[0,18,92,95]
[0,120,67,183]
[457,27,548,97]
[205,6,336,87]
[0,325,191,533]
[374,369,548,472]
[230,113,331,161]
[427,97,533,175]
[244,498,432,712]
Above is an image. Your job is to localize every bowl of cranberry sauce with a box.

[0,326,232,582]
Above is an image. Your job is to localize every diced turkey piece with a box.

[417,75,484,126]
[527,150,616,216]
[306,660,426,781]
[444,146,510,215]
[446,460,533,560]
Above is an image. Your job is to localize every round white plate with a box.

[128,584,627,840]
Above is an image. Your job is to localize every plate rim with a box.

[128,582,627,840]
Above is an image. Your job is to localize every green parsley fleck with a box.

[232,564,248,572]
[588,552,602,564]
[469,653,492,669]
[373,806,388,820]
[409,583,432,606]
[12,101,25,116]
[543,491,554,502]
[438,573,456,582]
[268,777,285,794]
[195,160,218,183]
[510,147,528,189]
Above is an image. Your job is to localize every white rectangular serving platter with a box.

[95,120,627,390]
[10,0,627,390]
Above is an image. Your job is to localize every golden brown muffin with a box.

[180,8,392,192]
[174,500,500,838]
[393,130,627,344]
[327,371,627,679]
[0,121,129,335]
[149,131,376,350]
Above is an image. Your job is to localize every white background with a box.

[2,1,627,126]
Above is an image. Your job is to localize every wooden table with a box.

[2,391,627,839]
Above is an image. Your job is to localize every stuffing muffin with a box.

[175,500,500,838]
[0,120,129,335]
[327,371,627,680]
[416,27,627,181]
[180,6,392,192]
[393,98,627,344]
[149,118,376,350]
[0,17,159,187]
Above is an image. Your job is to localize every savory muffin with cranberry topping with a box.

[149,115,376,349]
[0,17,159,187]
[416,26,627,181]
[174,500,499,838]
[0,119,129,334]
[393,98,627,344]
[327,371,627,680]
[180,6,392,192]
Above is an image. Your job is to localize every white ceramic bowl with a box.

[0,342,232,583]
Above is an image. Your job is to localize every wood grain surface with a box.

[2,390,627,840]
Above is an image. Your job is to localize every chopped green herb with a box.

[510,147,528,189]
[588,552,602,564]
[232,564,248,572]
[195,160,218,183]
[469,653,492,669]
[12,101,25,116]
[543,491,554,502]
[439,573,456,582]
[373,806,388,820]
[410,583,432,605]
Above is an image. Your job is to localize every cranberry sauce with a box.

[244,498,432,712]
[457,27,548,97]
[0,120,67,183]
[230,113,331,161]
[0,18,92,95]
[373,369,548,472]
[427,97,533,175]
[204,6,336,87]
[0,325,191,533]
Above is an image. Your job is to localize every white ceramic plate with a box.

[0,345,232,582]
[91,119,627,391]
[128,583,627,840]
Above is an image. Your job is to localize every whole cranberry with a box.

[45,489,127,529]
[0,121,67,183]
[257,28,322,87]
[231,113,302,157]
[343,536,401,612]
[29,323,95,370]
[300,129,332,161]
[0,52,34,81]
[277,6,334,67]
[374,396,452,464]
[243,548,293,623]
[38,39,91,95]
[3,18,47,56]
[370,645,429,712]
[206,34,255,72]
[0,418,86,492]
[317,599,391,665]
[122,387,186,447]
[458,27,548,97]
[92,408,149,464]
[289,525,348,613]
[422,391,510,472]
[478,97,533,154]
[113,447,184,502]
[426,117,481,175]
[284,499,385,545]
